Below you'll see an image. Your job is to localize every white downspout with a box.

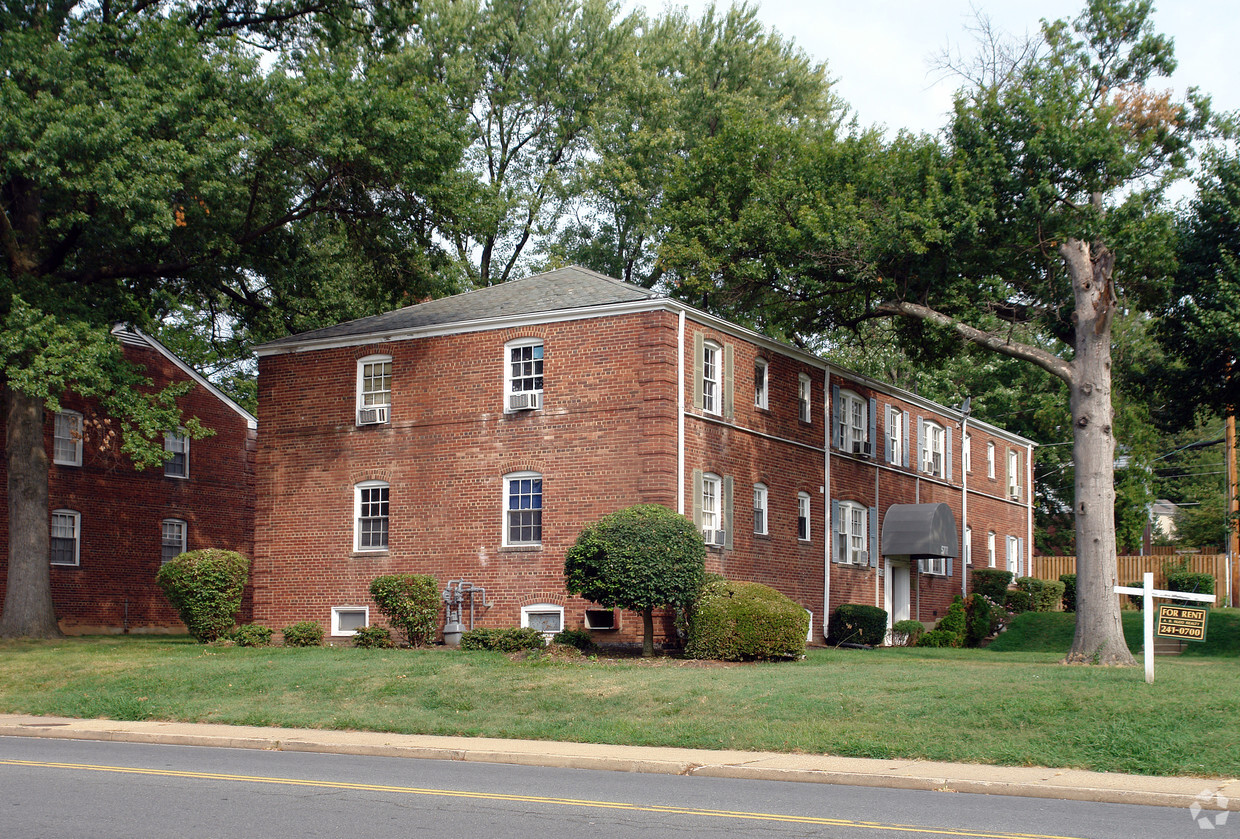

[677,309,686,516]
[1026,441,1035,578]
[961,412,969,598]
[823,365,832,643]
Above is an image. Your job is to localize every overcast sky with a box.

[626,1,1237,137]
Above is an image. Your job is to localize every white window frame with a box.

[702,341,721,415]
[797,491,811,542]
[924,556,947,575]
[753,359,768,409]
[54,410,83,466]
[332,606,369,637]
[963,525,972,566]
[753,483,768,535]
[356,354,393,424]
[504,471,543,546]
[50,509,81,566]
[837,389,866,453]
[701,473,722,535]
[921,420,944,477]
[987,441,996,479]
[164,428,189,479]
[963,433,971,473]
[835,501,867,564]
[504,338,544,412]
[887,406,903,466]
[161,518,187,565]
[521,603,563,641]
[798,374,812,422]
[354,480,390,552]
[1008,449,1020,499]
[987,531,996,568]
[1007,535,1020,577]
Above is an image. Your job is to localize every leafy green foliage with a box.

[891,620,926,647]
[1165,571,1215,602]
[459,627,546,652]
[368,574,440,647]
[1060,574,1078,612]
[684,579,808,661]
[1006,589,1034,615]
[971,569,1014,601]
[1016,578,1066,613]
[229,625,273,647]
[154,549,249,642]
[551,628,597,654]
[352,626,395,649]
[915,629,959,648]
[826,604,888,646]
[565,504,705,656]
[281,622,324,647]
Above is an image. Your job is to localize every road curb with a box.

[2,715,1235,811]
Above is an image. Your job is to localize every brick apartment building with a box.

[252,267,1034,645]
[0,325,258,634]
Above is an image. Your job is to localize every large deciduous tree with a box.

[1,0,470,637]
[660,0,1208,665]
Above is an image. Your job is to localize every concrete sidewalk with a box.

[1,713,1235,811]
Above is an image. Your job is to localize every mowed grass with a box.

[0,610,1237,778]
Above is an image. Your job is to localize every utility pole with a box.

[1227,414,1238,607]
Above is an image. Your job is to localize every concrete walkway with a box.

[1,713,1235,811]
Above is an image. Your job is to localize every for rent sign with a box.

[1156,604,1209,641]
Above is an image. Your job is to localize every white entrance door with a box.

[885,560,911,635]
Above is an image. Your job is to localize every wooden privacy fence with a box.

[1032,554,1227,590]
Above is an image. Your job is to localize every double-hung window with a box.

[504,472,542,545]
[753,359,768,409]
[1008,449,1021,499]
[987,442,996,479]
[924,556,947,575]
[164,429,189,478]
[836,390,866,453]
[357,355,392,425]
[963,525,972,567]
[835,501,866,564]
[701,473,721,534]
[50,510,80,566]
[355,481,389,552]
[886,406,903,466]
[921,421,944,477]
[505,339,543,412]
[797,374,812,422]
[797,492,811,541]
[54,411,83,466]
[987,531,996,567]
[161,519,187,565]
[753,483,768,535]
[963,434,972,473]
[702,342,721,415]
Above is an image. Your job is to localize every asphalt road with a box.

[0,736,1215,838]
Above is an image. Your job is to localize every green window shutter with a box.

[945,426,953,482]
[692,332,704,410]
[901,410,910,469]
[869,505,878,567]
[692,469,703,528]
[723,475,734,549]
[868,398,877,458]
[831,384,841,447]
[830,499,841,563]
[723,344,735,419]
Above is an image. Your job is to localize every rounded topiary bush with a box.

[231,624,273,647]
[891,619,926,646]
[282,621,324,647]
[826,604,888,646]
[352,625,394,649]
[685,579,808,661]
[155,549,250,642]
[971,568,1013,601]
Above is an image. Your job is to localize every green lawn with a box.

[0,610,1236,778]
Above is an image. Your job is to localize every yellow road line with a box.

[0,758,1088,839]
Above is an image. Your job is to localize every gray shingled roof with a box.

[257,265,659,350]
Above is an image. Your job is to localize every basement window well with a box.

[331,607,368,636]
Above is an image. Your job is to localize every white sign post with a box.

[1113,572,1216,684]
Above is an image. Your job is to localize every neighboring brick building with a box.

[0,325,258,634]
[252,267,1033,645]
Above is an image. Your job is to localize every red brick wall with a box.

[0,340,256,634]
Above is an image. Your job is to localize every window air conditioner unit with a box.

[851,441,872,456]
[357,406,389,426]
[508,391,541,412]
[1010,488,1021,501]
[703,529,726,547]
[858,550,870,566]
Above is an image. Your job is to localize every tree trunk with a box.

[641,606,654,658]
[0,385,62,639]
[1061,240,1134,666]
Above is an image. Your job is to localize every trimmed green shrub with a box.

[933,598,967,646]
[282,621,324,647]
[459,627,546,652]
[915,628,959,648]
[552,628,597,653]
[1125,581,1144,610]
[1016,577,1065,612]
[891,619,926,646]
[230,624,273,647]
[1005,588,1032,614]
[369,574,440,647]
[965,593,999,646]
[1166,570,1215,604]
[971,568,1013,601]
[1059,574,1077,612]
[352,626,394,649]
[826,604,888,646]
[155,549,250,642]
[685,579,808,661]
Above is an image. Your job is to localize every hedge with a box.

[155,549,250,642]
[971,568,1013,601]
[826,604,887,646]
[369,574,440,647]
[684,579,808,661]
[1015,577,1065,612]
